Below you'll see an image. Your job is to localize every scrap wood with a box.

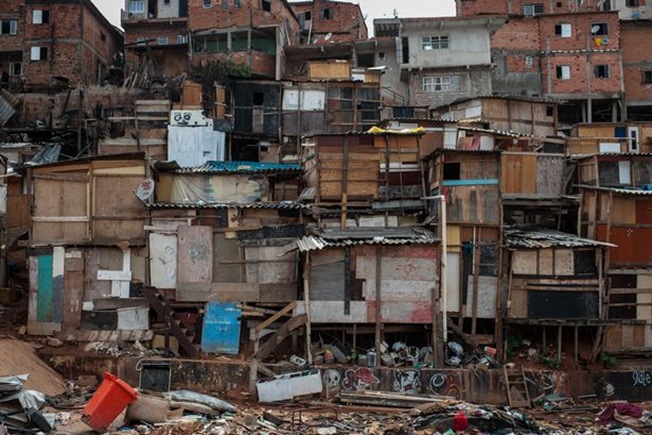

[411,400,458,416]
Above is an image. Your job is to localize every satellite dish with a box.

[591,25,600,34]
[136,178,155,202]
[324,32,332,40]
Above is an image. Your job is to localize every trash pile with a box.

[0,374,54,433]
[84,340,158,357]
[311,339,498,369]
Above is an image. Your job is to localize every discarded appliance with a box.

[82,372,137,431]
[257,369,323,403]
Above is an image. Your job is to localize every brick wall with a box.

[458,0,605,17]
[291,0,367,43]
[192,51,276,77]
[541,52,622,96]
[538,12,620,52]
[409,68,492,108]
[188,0,299,35]
[622,22,652,102]
[22,2,122,87]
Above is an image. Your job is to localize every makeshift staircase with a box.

[503,366,531,408]
[143,287,200,358]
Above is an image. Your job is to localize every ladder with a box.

[143,287,200,359]
[503,366,531,408]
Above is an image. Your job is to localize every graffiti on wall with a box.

[341,367,380,392]
[393,370,422,394]
[428,372,463,398]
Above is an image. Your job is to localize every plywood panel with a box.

[446,185,500,224]
[149,233,178,289]
[465,276,497,319]
[245,244,296,284]
[554,249,574,276]
[214,234,243,283]
[32,177,88,243]
[637,274,652,321]
[177,225,213,283]
[512,251,537,275]
[610,196,637,225]
[295,301,367,324]
[510,287,528,318]
[539,250,553,275]
[536,156,564,196]
[501,154,536,194]
[93,174,145,241]
[176,282,259,302]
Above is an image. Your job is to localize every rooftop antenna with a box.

[393,8,398,18]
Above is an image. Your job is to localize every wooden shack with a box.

[430,96,558,138]
[569,122,652,155]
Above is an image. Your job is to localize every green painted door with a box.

[37,255,53,322]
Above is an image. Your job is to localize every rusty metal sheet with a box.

[599,225,652,265]
[177,225,213,283]
[366,301,432,323]
[636,199,652,224]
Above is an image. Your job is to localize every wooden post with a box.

[557,325,562,364]
[471,227,482,335]
[249,332,259,395]
[375,245,382,367]
[341,137,349,229]
[304,252,313,364]
[574,325,579,363]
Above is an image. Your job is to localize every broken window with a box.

[523,3,544,16]
[626,0,640,6]
[422,35,449,50]
[30,46,47,61]
[32,10,50,24]
[555,23,572,37]
[556,65,570,80]
[262,0,271,12]
[591,22,608,35]
[0,20,17,35]
[594,64,610,78]
[643,71,652,84]
[203,0,212,8]
[423,76,453,92]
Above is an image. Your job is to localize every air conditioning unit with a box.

[170,110,209,126]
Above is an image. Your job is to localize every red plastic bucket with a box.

[82,372,137,432]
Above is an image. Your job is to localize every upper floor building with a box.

[457,0,651,19]
[289,0,367,44]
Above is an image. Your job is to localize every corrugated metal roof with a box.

[505,227,615,249]
[172,161,302,174]
[457,126,535,138]
[297,227,438,252]
[148,201,307,210]
[576,185,652,196]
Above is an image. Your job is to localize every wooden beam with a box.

[256,314,307,361]
[255,301,297,333]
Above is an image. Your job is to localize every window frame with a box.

[523,3,544,16]
[421,35,449,50]
[643,70,652,85]
[9,62,22,76]
[423,75,452,92]
[556,65,570,80]
[555,23,572,37]
[594,64,611,79]
[591,22,609,36]
[128,0,145,13]
[203,0,213,9]
[0,20,17,35]
[32,10,50,24]
[30,46,48,61]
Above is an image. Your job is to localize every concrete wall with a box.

[401,20,492,69]
[409,67,492,108]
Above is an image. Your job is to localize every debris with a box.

[166,390,236,414]
[45,337,64,348]
[0,339,66,396]
[126,392,170,424]
[257,369,323,403]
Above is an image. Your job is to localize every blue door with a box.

[201,302,241,355]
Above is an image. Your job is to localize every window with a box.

[319,8,332,19]
[0,20,17,35]
[523,3,544,16]
[157,36,169,45]
[555,23,572,37]
[423,76,452,92]
[32,10,50,24]
[203,0,212,8]
[177,34,188,44]
[643,71,652,84]
[262,0,271,12]
[234,0,240,6]
[422,35,449,50]
[594,64,610,78]
[100,32,106,42]
[30,46,47,61]
[164,0,170,4]
[253,92,265,105]
[443,163,461,180]
[304,11,311,20]
[602,0,612,10]
[525,55,533,68]
[222,0,229,9]
[128,0,145,13]
[546,106,554,116]
[136,36,147,45]
[556,65,570,79]
[9,62,22,76]
[591,23,608,35]
[626,0,640,6]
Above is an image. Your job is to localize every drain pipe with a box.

[423,194,448,345]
